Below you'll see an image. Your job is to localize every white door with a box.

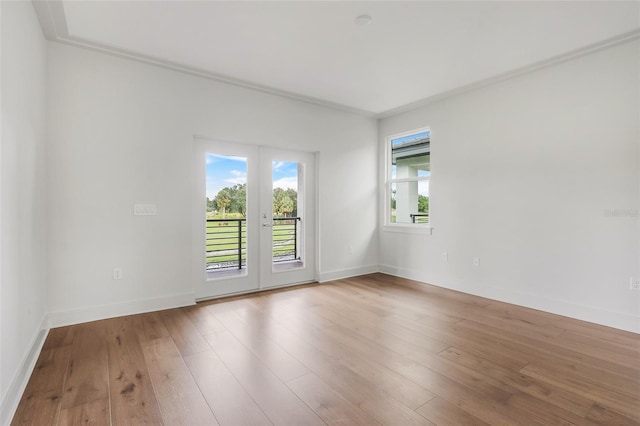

[193,137,316,300]
[259,147,316,289]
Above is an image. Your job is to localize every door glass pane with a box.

[206,153,248,278]
[272,161,303,270]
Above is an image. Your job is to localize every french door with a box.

[193,137,316,300]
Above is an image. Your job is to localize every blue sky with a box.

[391,130,430,146]
[272,161,298,191]
[206,154,298,199]
[206,153,247,200]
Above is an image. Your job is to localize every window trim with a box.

[384,126,432,232]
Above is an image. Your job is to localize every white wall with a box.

[379,40,640,333]
[0,2,49,423]
[46,43,378,324]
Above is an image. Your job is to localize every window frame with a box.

[383,126,432,234]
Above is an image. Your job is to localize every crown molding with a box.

[32,1,640,120]
[375,28,640,119]
[30,0,375,118]
[32,0,68,39]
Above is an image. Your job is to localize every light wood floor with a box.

[11,274,640,425]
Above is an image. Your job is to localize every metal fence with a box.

[272,217,300,263]
[206,219,247,270]
[410,213,429,224]
[206,217,300,271]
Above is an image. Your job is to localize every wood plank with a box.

[140,336,218,425]
[184,350,272,426]
[60,321,109,410]
[416,397,489,426]
[158,308,210,356]
[311,303,450,354]
[10,390,64,426]
[458,319,639,379]
[286,373,382,426]
[133,312,170,342]
[438,347,594,418]
[443,326,640,401]
[245,298,437,410]
[365,274,492,307]
[243,296,526,426]
[21,346,71,395]
[210,308,311,382]
[506,393,598,426]
[319,320,514,405]
[105,316,164,425]
[586,403,640,426]
[58,398,110,425]
[306,282,530,371]
[11,345,71,425]
[10,346,71,425]
[330,280,463,323]
[557,317,640,348]
[42,326,75,350]
[183,305,226,335]
[234,305,433,426]
[203,330,325,426]
[521,363,640,421]
[260,307,433,424]
[463,307,566,340]
[550,330,640,365]
[10,274,640,426]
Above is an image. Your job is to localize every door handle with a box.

[262,223,273,228]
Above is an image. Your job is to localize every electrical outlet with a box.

[348,245,353,255]
[630,277,640,290]
[113,267,123,280]
[473,257,480,267]
[442,252,448,262]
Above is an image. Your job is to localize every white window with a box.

[385,128,430,227]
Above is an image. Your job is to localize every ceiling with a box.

[36,1,640,116]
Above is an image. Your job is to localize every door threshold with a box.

[195,279,317,303]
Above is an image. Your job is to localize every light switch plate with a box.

[134,204,157,216]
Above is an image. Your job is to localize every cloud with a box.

[273,161,285,170]
[418,180,429,195]
[206,153,247,164]
[225,177,247,185]
[224,169,247,185]
[273,176,298,191]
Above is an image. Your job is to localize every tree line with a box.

[207,184,298,218]
[390,190,429,213]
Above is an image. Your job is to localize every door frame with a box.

[192,136,318,301]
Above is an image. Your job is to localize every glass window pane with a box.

[390,180,429,224]
[391,130,430,179]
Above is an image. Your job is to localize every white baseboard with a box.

[48,292,196,328]
[1,314,49,426]
[318,264,379,283]
[379,264,640,334]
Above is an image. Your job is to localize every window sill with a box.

[382,224,432,235]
